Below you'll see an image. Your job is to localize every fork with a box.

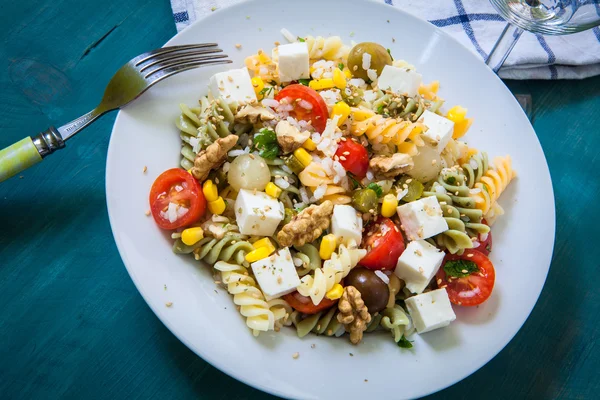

[0,44,232,182]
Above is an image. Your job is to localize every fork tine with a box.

[145,60,233,85]
[143,56,232,78]
[138,50,225,71]
[133,44,219,65]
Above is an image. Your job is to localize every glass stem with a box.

[485,23,524,73]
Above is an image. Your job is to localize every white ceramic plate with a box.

[106,0,555,398]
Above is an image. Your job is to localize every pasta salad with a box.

[148,31,516,346]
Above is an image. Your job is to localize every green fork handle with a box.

[0,128,65,182]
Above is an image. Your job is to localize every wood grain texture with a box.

[0,1,598,399]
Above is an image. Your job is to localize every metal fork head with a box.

[98,44,232,112]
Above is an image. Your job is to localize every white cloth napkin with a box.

[170,0,600,79]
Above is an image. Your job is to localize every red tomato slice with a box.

[473,219,492,256]
[359,217,405,270]
[283,291,337,315]
[149,168,206,230]
[335,138,369,178]
[275,84,329,133]
[436,250,495,307]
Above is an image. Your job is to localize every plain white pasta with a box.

[304,35,350,61]
[214,261,291,335]
[297,241,366,305]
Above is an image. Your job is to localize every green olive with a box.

[347,42,392,81]
[345,267,390,313]
[341,86,364,106]
[352,188,379,213]
[398,176,424,202]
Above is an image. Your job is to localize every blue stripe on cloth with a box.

[593,27,600,43]
[536,35,558,79]
[173,11,189,23]
[429,13,504,28]
[452,0,488,59]
[384,0,393,5]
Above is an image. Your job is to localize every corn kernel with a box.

[181,227,204,246]
[202,180,219,202]
[265,182,282,198]
[452,118,473,139]
[319,234,337,260]
[302,138,317,151]
[343,69,352,79]
[252,238,276,255]
[351,108,375,121]
[293,148,312,167]
[446,105,468,123]
[245,246,271,263]
[331,101,351,126]
[309,78,335,91]
[208,197,226,215]
[325,283,344,300]
[332,68,347,89]
[381,194,399,218]
[257,50,271,64]
[251,76,265,95]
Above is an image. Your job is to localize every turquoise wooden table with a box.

[1,1,599,399]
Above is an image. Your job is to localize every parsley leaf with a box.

[397,335,413,349]
[258,86,274,99]
[347,173,362,190]
[367,183,383,198]
[387,48,394,61]
[446,176,457,185]
[297,37,306,42]
[298,79,311,86]
[443,259,480,278]
[338,63,344,71]
[376,104,385,114]
[253,128,280,159]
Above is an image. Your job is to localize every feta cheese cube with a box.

[274,42,310,83]
[251,247,300,300]
[421,110,454,153]
[208,68,257,105]
[362,89,378,103]
[397,196,448,241]
[234,189,284,236]
[331,205,363,245]
[395,240,445,294]
[377,65,422,97]
[405,288,456,333]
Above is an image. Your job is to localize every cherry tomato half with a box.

[335,138,369,178]
[436,250,495,307]
[359,217,405,270]
[149,168,206,230]
[473,219,492,256]
[283,291,337,315]
[275,84,329,133]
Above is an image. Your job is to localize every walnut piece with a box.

[275,121,310,154]
[277,200,333,247]
[369,153,414,178]
[337,286,372,345]
[191,135,238,181]
[234,105,275,124]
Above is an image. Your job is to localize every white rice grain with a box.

[228,149,247,157]
[293,257,303,267]
[274,177,290,189]
[300,187,310,204]
[366,170,374,180]
[167,202,178,223]
[313,184,327,200]
[397,188,408,200]
[367,68,378,82]
[262,99,280,108]
[280,28,297,43]
[298,100,313,110]
[374,270,390,284]
[362,53,372,70]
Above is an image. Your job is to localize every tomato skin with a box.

[283,291,337,315]
[359,217,405,270]
[149,168,206,230]
[436,250,495,307]
[473,220,492,256]
[274,84,329,133]
[335,138,369,178]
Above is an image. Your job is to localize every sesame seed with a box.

[165,302,173,307]
[142,166,147,173]
[311,344,316,349]
[274,41,280,46]
[235,43,242,49]
[145,210,151,216]
[292,352,299,359]
[467,253,473,257]
[431,159,437,165]
[461,269,468,273]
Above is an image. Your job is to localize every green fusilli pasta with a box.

[461,151,489,188]
[370,91,444,121]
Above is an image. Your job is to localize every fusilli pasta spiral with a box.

[303,35,350,61]
[290,307,346,338]
[297,242,366,305]
[350,109,425,156]
[470,155,516,215]
[366,305,413,342]
[370,91,443,121]
[214,261,291,335]
[461,151,489,188]
[193,234,254,266]
[298,162,351,204]
[292,244,321,277]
